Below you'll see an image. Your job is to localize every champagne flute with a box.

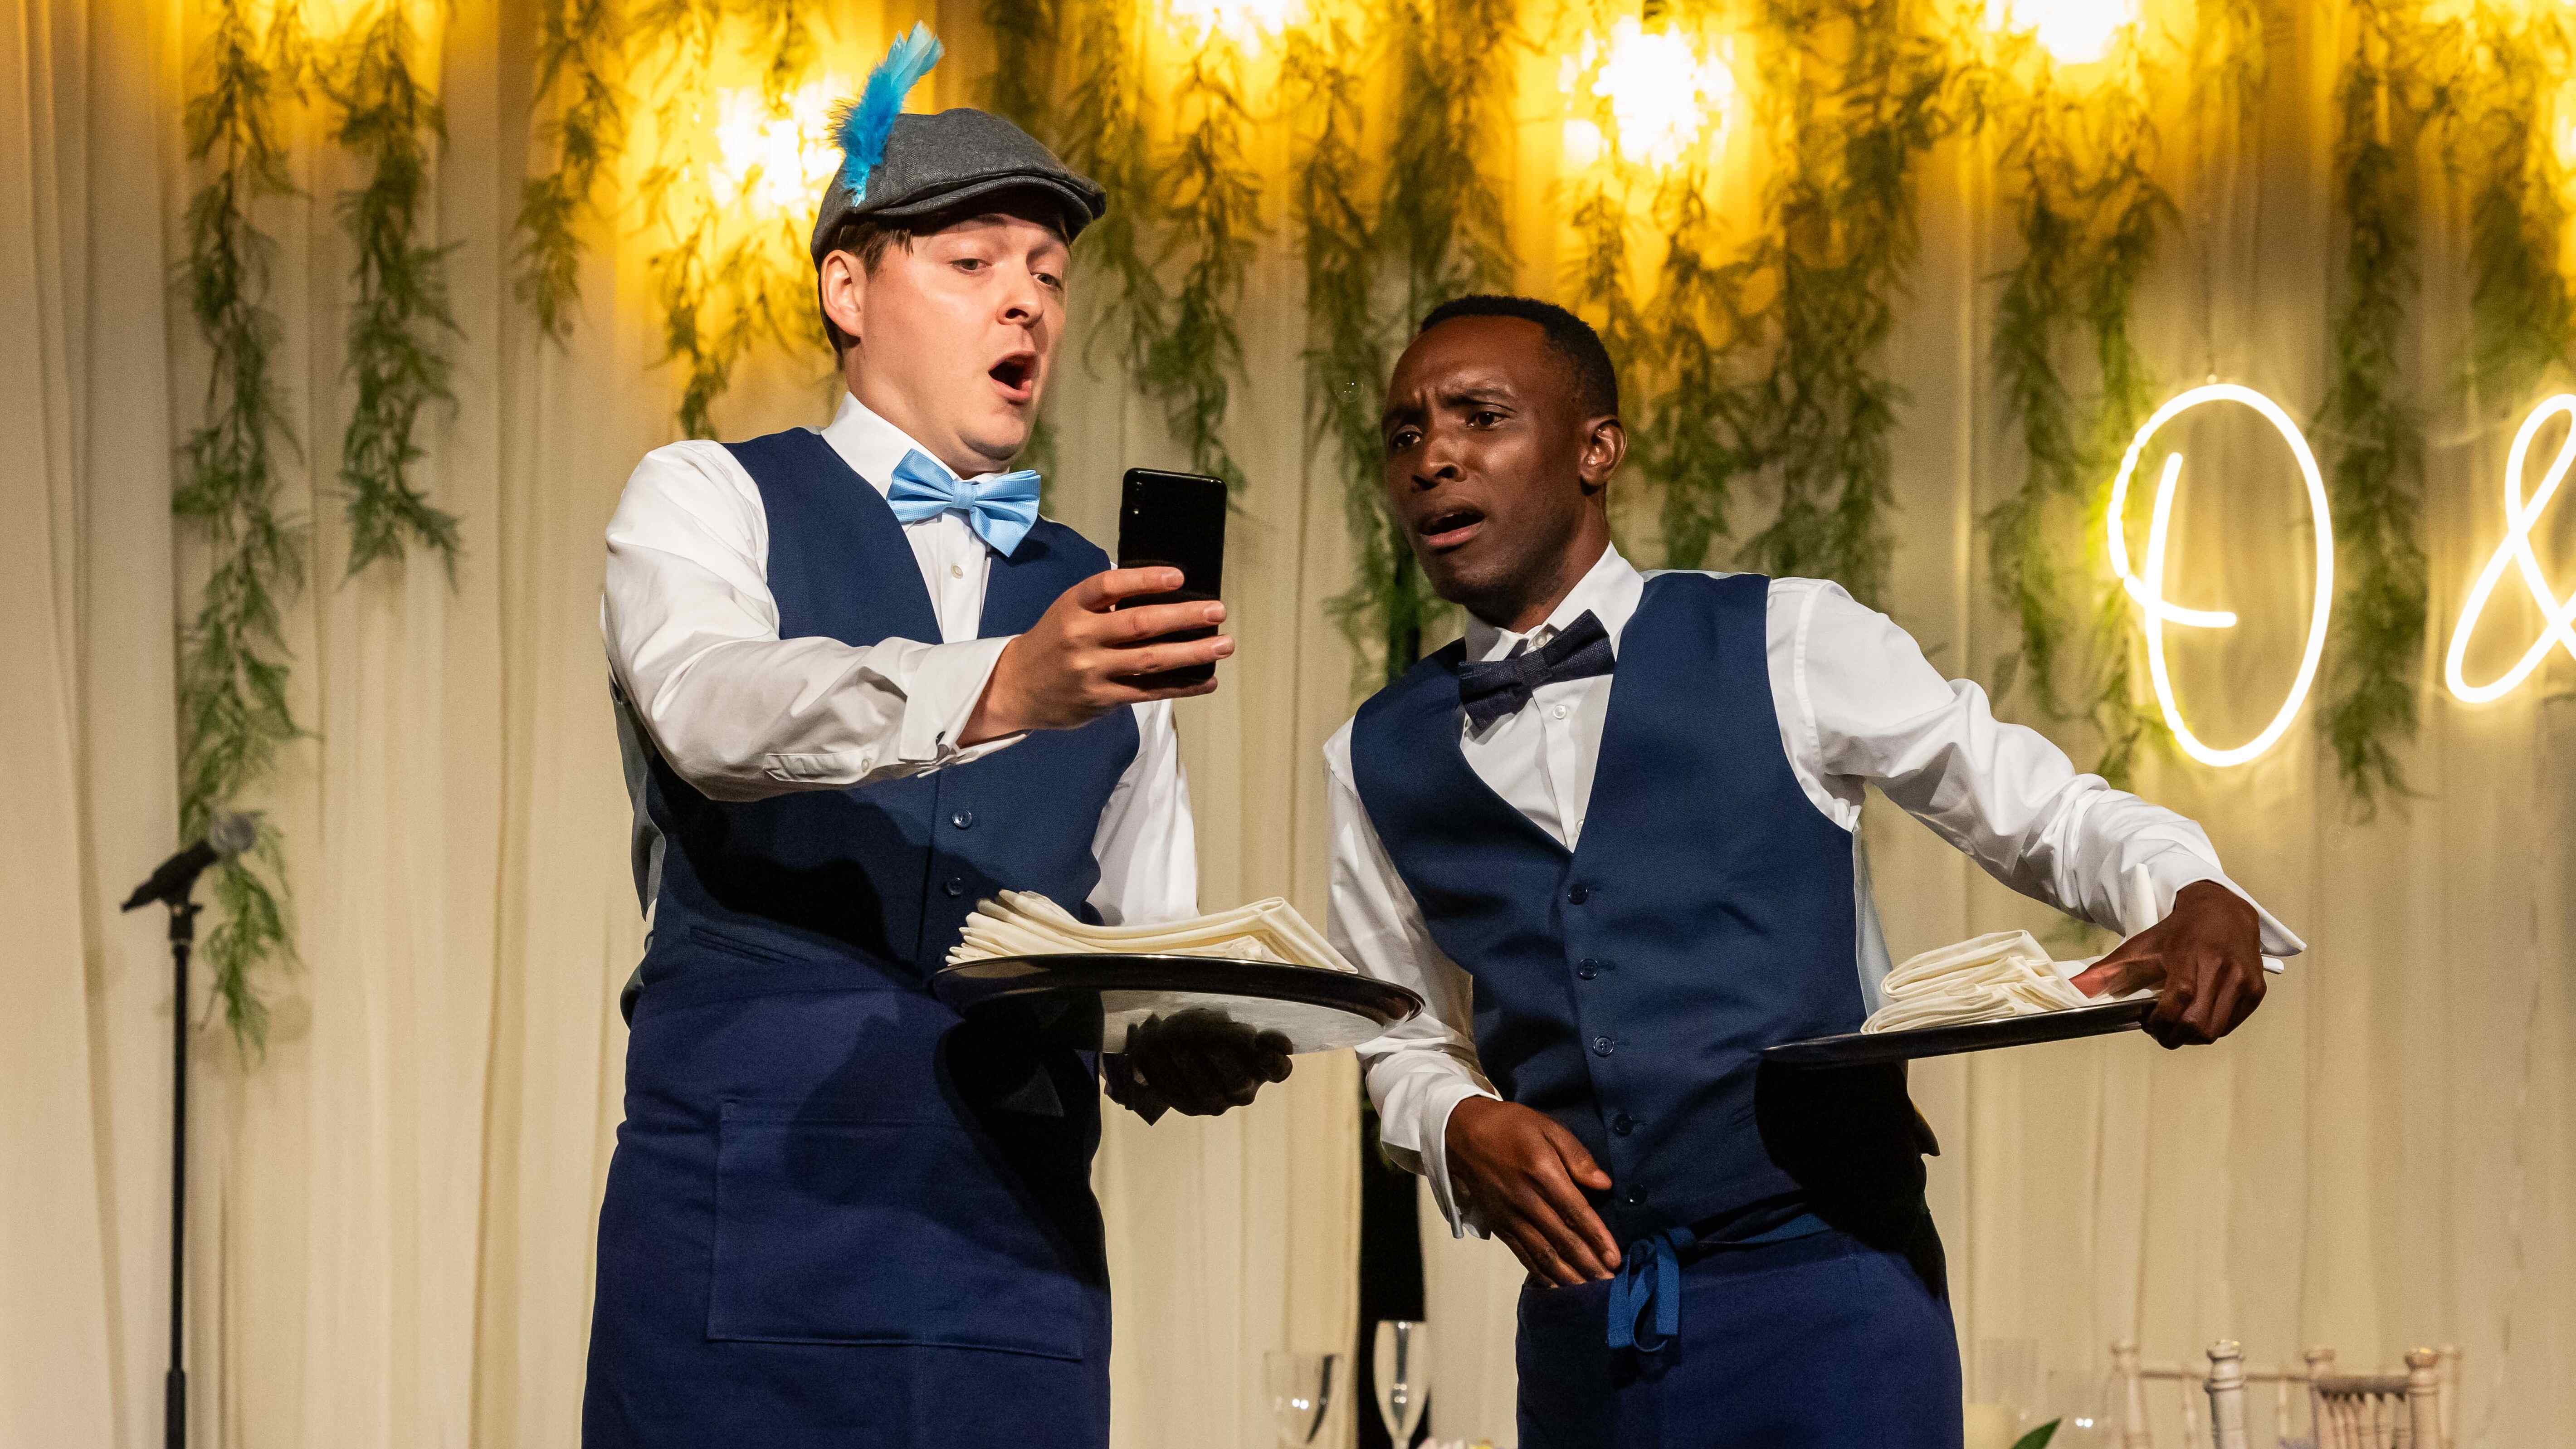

[1374,1320,1429,1444]
[1266,1349,1339,1447]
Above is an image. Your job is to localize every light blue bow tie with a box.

[885,448,1042,557]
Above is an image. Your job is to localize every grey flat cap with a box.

[809,109,1108,265]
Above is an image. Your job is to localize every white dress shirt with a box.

[603,391,1196,927]
[1325,544,2305,1235]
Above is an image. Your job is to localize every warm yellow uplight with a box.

[711,77,847,215]
[1558,19,1734,170]
[2107,384,2335,768]
[1169,0,1301,46]
[1985,0,2138,65]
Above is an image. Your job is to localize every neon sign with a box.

[2445,393,2576,704]
[2107,384,2336,768]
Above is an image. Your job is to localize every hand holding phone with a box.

[1113,468,1229,689]
[961,568,1230,743]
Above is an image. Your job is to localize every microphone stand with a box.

[163,894,200,1449]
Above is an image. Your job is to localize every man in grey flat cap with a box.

[584,29,1283,1447]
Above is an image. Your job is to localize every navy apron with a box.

[1350,571,1957,1449]
[583,429,1140,1449]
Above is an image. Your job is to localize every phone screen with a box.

[1114,468,1228,688]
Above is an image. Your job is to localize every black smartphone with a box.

[1114,467,1228,689]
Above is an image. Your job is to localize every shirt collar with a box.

[1461,542,1643,664]
[818,391,1010,502]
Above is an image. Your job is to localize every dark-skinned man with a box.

[1326,295,2303,1448]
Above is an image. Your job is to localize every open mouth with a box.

[988,351,1039,403]
[1414,504,1486,552]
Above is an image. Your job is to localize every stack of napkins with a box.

[946,890,1360,973]
[1860,930,2102,1034]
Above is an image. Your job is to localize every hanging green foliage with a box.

[1332,0,1517,680]
[2447,4,2574,415]
[1284,10,1405,689]
[2319,0,2443,811]
[1057,0,1169,394]
[325,0,463,576]
[1379,0,1515,316]
[1142,35,1263,489]
[1724,0,1952,609]
[1641,166,1751,571]
[176,0,310,1050]
[515,0,626,342]
[981,0,1058,134]
[739,0,815,106]
[1978,24,2172,782]
[632,0,820,437]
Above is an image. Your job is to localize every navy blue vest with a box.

[1352,571,1922,1242]
[630,427,1139,999]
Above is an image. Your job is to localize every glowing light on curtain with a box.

[1168,0,1302,47]
[2106,384,2336,767]
[710,77,847,215]
[1559,19,1735,170]
[2446,393,2576,703]
[1984,0,2139,64]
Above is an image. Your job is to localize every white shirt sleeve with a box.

[1086,701,1199,925]
[1772,579,2306,956]
[601,439,1022,802]
[1325,723,1501,1239]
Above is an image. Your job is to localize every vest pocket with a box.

[707,1100,1087,1360]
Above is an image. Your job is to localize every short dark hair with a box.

[815,215,923,358]
[1417,294,1619,419]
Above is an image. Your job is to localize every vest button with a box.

[1575,958,1605,980]
[951,810,975,829]
[1591,1035,1614,1058]
[1567,884,1590,905]
[942,877,966,898]
[1612,1113,1636,1136]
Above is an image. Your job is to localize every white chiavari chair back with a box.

[2108,1340,2459,1449]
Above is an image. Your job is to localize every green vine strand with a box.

[1283,11,1405,691]
[1141,35,1262,490]
[2448,4,2574,417]
[980,0,1057,135]
[2318,0,2441,811]
[1642,164,1751,571]
[1980,25,2172,782]
[515,0,625,342]
[176,0,309,1050]
[632,0,817,436]
[1056,0,1169,402]
[326,0,463,576]
[1337,0,1517,680]
[1724,0,1952,608]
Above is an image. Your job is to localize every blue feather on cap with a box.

[834,23,945,202]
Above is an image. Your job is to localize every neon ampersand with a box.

[2445,393,2576,705]
[2106,383,2335,767]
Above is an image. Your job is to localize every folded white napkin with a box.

[1860,929,2097,1034]
[946,890,1360,974]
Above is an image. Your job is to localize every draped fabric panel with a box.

[3,2,2568,1449]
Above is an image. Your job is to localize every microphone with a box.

[122,812,259,912]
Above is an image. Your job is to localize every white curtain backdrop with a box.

[4,1,2567,1447]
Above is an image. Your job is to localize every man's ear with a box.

[1577,415,1627,495]
[819,250,866,346]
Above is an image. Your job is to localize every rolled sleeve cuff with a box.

[1415,1078,1502,1239]
[2150,860,2306,965]
[897,634,1021,766]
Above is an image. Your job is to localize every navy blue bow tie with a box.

[1456,611,1617,730]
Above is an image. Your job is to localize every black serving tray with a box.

[1761,997,2155,1068]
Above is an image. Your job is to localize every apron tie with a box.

[1605,1226,1696,1353]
